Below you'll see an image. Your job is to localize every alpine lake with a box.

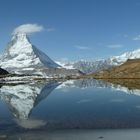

[1,78,140,140]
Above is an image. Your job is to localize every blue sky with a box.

[1,0,140,61]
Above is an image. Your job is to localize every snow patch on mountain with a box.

[110,48,140,65]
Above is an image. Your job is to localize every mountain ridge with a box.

[57,48,140,73]
[91,59,140,79]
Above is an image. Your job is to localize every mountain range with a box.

[0,32,140,77]
[57,48,140,73]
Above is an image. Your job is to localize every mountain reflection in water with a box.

[0,79,140,135]
[0,81,61,129]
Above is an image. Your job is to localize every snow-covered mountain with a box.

[0,33,82,77]
[0,33,61,75]
[57,48,140,73]
[109,48,140,65]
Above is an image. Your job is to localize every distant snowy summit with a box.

[57,48,140,73]
[0,33,81,77]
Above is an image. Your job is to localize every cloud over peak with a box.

[12,24,44,35]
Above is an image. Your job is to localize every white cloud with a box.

[75,45,90,50]
[133,35,140,40]
[107,44,124,49]
[12,23,44,35]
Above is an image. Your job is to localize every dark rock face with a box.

[0,68,9,75]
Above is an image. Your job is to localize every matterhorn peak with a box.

[0,32,61,75]
[12,32,28,39]
[11,32,31,46]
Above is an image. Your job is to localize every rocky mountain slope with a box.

[92,59,140,78]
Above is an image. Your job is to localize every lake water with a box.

[1,79,140,139]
